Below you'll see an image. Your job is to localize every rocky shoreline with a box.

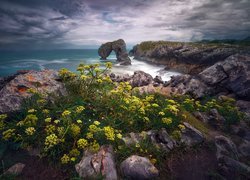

[0,44,250,179]
[129,41,250,74]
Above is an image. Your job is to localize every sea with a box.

[0,49,181,81]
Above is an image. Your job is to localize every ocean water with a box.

[0,49,181,81]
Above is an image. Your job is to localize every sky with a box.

[0,0,249,49]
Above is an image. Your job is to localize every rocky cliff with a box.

[129,41,249,74]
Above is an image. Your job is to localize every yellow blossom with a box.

[86,132,93,139]
[77,138,88,149]
[45,134,59,149]
[2,129,15,140]
[178,124,185,130]
[70,124,81,137]
[28,109,36,113]
[45,117,52,123]
[105,62,112,69]
[25,127,36,136]
[54,119,60,124]
[116,133,122,139]
[76,106,85,114]
[61,154,70,164]
[103,126,115,141]
[93,121,100,126]
[158,111,165,116]
[76,119,82,124]
[162,117,172,125]
[69,149,80,157]
[62,110,71,117]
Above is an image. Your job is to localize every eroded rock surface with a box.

[120,155,159,180]
[0,70,66,113]
[166,54,250,99]
[129,41,244,74]
[75,145,117,180]
[98,39,131,65]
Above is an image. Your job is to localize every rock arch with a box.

[98,39,131,65]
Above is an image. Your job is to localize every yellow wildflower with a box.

[90,140,100,152]
[62,110,71,117]
[77,138,88,149]
[45,117,52,123]
[54,119,60,124]
[105,62,112,69]
[61,154,70,164]
[76,119,82,124]
[93,121,100,126]
[2,129,15,140]
[70,124,81,137]
[158,111,165,116]
[86,132,93,139]
[76,106,85,114]
[45,134,59,149]
[162,117,172,125]
[152,103,159,108]
[28,109,36,113]
[69,149,80,157]
[116,133,122,139]
[103,126,115,141]
[178,124,186,131]
[25,127,36,136]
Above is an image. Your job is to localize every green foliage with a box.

[0,63,244,172]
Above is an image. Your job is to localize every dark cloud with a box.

[0,0,249,49]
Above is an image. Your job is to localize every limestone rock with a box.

[130,41,239,74]
[180,122,204,146]
[75,145,117,180]
[98,39,131,65]
[165,54,250,99]
[120,155,159,179]
[215,136,250,176]
[0,70,66,113]
[5,163,25,175]
[148,128,176,152]
[129,71,153,87]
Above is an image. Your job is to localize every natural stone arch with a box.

[98,39,131,65]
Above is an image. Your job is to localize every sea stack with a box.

[98,39,131,65]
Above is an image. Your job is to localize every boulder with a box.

[180,122,204,146]
[98,39,131,65]
[0,70,66,113]
[120,155,159,179]
[214,135,250,176]
[75,145,117,180]
[5,163,25,175]
[129,71,153,87]
[148,128,177,152]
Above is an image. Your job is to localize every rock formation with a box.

[166,54,250,100]
[98,39,131,65]
[0,70,66,113]
[129,41,249,74]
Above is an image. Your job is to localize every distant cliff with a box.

[129,41,249,74]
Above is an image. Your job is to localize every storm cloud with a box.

[0,0,249,49]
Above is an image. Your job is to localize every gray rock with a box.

[120,155,159,180]
[180,122,204,146]
[164,54,250,99]
[153,76,163,84]
[75,145,117,180]
[0,70,66,113]
[122,132,145,146]
[5,163,25,175]
[215,135,239,160]
[148,128,176,152]
[238,139,250,157]
[98,39,131,65]
[130,71,153,87]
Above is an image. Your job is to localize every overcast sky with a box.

[0,0,249,49]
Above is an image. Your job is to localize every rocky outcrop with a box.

[0,70,66,113]
[166,54,250,100]
[215,135,250,177]
[110,71,153,87]
[129,41,246,74]
[98,39,131,65]
[120,155,159,179]
[75,145,117,179]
